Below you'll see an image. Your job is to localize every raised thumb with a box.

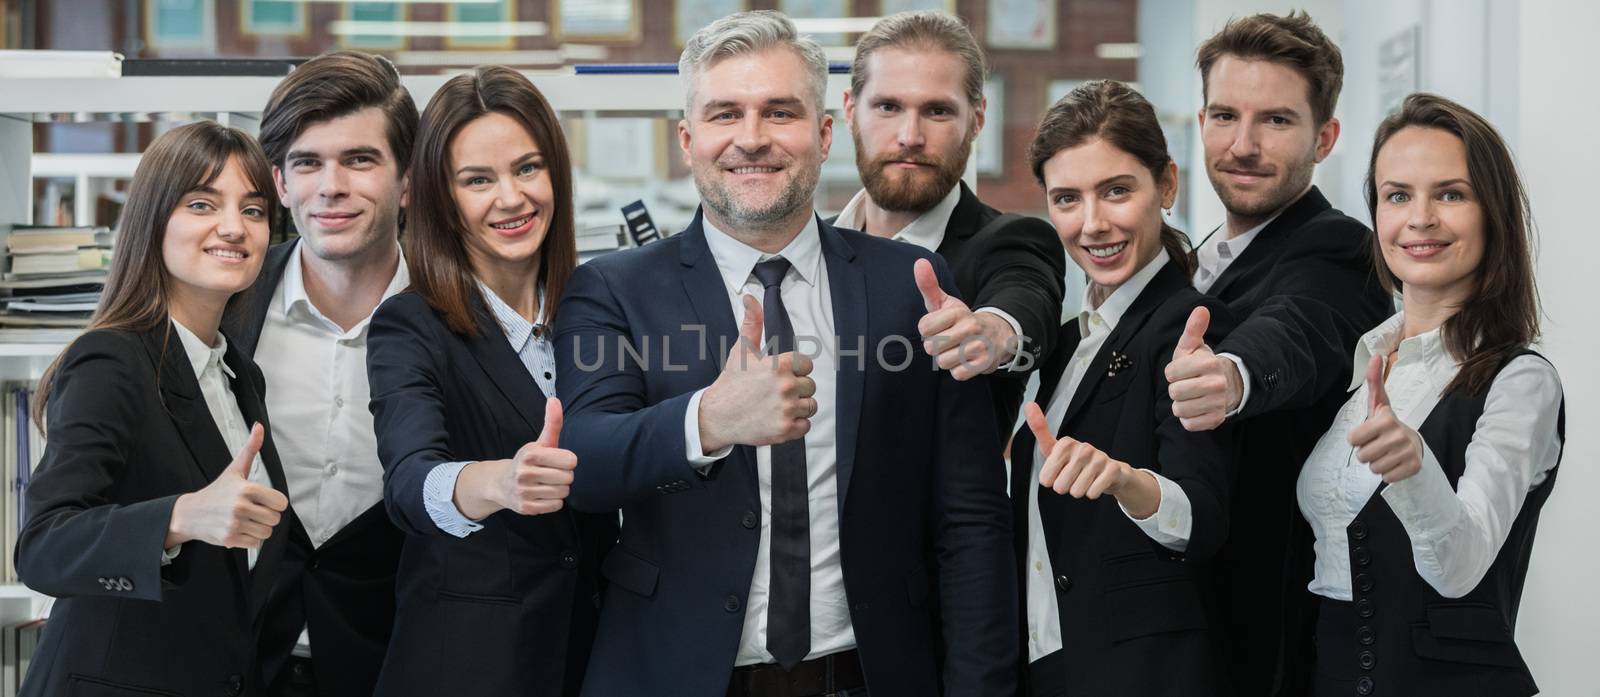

[913,258,946,312]
[1174,305,1210,357]
[1024,402,1057,456]
[738,294,764,351]
[536,398,563,448]
[1365,353,1390,415]
[225,422,264,479]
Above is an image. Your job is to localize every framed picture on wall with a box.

[242,0,307,38]
[145,0,216,52]
[447,0,515,51]
[976,77,1004,175]
[339,2,407,50]
[676,0,746,48]
[986,0,1056,50]
[780,0,848,46]
[880,0,956,13]
[555,0,641,44]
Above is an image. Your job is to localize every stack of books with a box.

[0,385,40,588]
[2,226,111,328]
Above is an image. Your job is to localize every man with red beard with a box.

[832,11,1064,440]
[1164,12,1393,696]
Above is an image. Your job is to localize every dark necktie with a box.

[752,257,810,670]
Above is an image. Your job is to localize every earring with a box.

[1163,207,1173,218]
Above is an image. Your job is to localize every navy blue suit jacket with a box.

[366,291,618,697]
[554,214,1018,697]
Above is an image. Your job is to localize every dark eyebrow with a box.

[188,185,265,200]
[1047,173,1138,196]
[512,150,543,165]
[455,165,492,176]
[285,146,385,162]
[1434,178,1472,189]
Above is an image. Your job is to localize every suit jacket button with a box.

[225,674,243,696]
[1354,573,1374,593]
[1054,575,1071,592]
[1357,626,1375,646]
[560,550,578,568]
[741,511,758,529]
[724,595,742,613]
[1358,650,1376,670]
[1356,599,1375,618]
[1350,520,1368,540]
[1356,676,1374,695]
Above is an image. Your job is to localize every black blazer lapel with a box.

[141,323,254,589]
[819,218,865,513]
[1032,323,1082,411]
[936,182,986,255]
[1056,263,1189,430]
[676,212,752,484]
[224,239,298,358]
[462,306,549,430]
[1205,187,1332,299]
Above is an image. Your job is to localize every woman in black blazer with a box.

[366,66,616,697]
[1297,94,1564,697]
[16,121,290,697]
[1010,80,1238,697]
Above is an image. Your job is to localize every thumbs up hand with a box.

[166,423,289,550]
[1165,306,1243,432]
[697,295,818,453]
[914,259,1019,381]
[451,399,581,520]
[1347,354,1423,483]
[1026,402,1162,517]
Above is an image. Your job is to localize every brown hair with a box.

[1195,11,1343,125]
[406,65,576,336]
[258,51,418,172]
[850,10,986,108]
[1028,80,1194,277]
[32,121,278,426]
[1364,93,1539,395]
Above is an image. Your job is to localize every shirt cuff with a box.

[1121,469,1193,552]
[160,544,181,566]
[424,461,487,538]
[1380,436,1462,544]
[1217,352,1252,417]
[685,388,734,471]
[974,306,1029,372]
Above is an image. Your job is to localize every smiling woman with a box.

[15,120,293,697]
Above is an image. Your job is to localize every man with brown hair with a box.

[223,50,417,697]
[1164,11,1392,696]
[833,10,1064,440]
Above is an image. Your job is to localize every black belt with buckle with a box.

[726,649,865,697]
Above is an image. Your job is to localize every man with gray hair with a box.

[833,11,1064,442]
[557,10,1018,697]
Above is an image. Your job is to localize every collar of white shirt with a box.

[1078,249,1171,336]
[475,279,546,351]
[171,317,235,381]
[1347,311,1457,391]
[701,213,824,294]
[833,183,962,252]
[280,240,411,333]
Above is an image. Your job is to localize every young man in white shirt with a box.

[225,50,418,697]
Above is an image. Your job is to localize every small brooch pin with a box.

[1107,351,1133,376]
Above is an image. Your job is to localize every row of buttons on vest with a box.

[1351,519,1377,695]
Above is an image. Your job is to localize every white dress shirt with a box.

[1296,312,1563,600]
[1025,251,1192,662]
[171,319,271,570]
[835,185,1027,370]
[1192,214,1278,417]
[254,242,408,656]
[680,214,856,667]
[423,282,558,538]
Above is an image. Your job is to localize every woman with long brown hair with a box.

[365,65,615,697]
[16,120,291,696]
[1296,93,1564,697]
[1013,79,1238,696]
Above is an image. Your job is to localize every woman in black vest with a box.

[1012,80,1239,696]
[1297,93,1564,697]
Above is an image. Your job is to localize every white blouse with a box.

[1296,312,1563,600]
